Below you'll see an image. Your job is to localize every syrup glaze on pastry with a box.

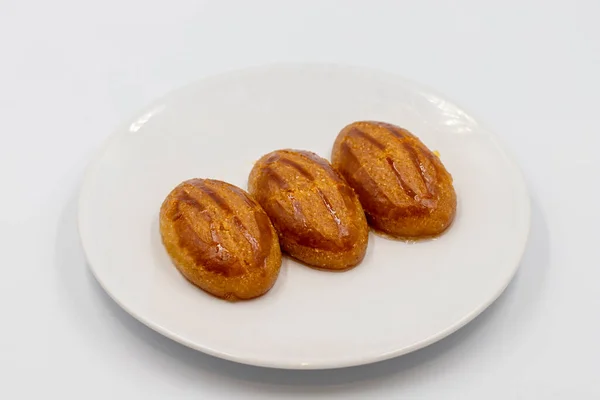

[160,178,281,301]
[331,121,457,239]
[248,150,368,270]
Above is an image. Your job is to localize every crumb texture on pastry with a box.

[160,178,281,301]
[332,121,457,238]
[248,149,368,270]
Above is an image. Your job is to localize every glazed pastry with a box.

[160,179,281,301]
[248,149,368,270]
[331,121,457,239]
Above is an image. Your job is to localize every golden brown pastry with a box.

[331,121,457,239]
[248,149,368,270]
[160,179,281,301]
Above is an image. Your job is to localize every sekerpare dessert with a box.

[160,178,281,301]
[331,121,456,239]
[248,149,368,270]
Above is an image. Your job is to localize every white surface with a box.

[1,0,598,397]
[79,64,530,369]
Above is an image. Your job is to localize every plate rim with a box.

[77,63,532,370]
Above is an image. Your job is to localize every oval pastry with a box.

[331,121,457,239]
[160,179,281,301]
[248,150,368,270]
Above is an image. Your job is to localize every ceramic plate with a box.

[78,64,530,369]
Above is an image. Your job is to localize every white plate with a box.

[78,64,530,369]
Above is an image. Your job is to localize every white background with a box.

[1,1,598,398]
